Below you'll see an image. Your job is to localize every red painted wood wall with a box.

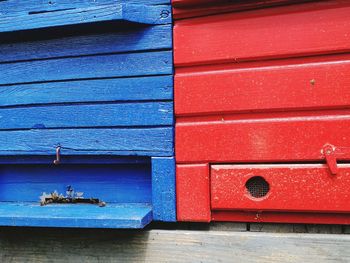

[174,0,350,224]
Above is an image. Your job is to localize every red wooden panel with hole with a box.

[211,164,350,212]
[172,0,313,19]
[174,0,350,224]
[176,114,350,163]
[176,164,211,222]
[174,0,350,67]
[175,55,350,116]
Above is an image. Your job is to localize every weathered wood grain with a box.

[250,223,345,234]
[0,75,173,107]
[0,229,349,262]
[151,157,176,222]
[0,51,172,85]
[0,3,171,32]
[0,0,170,16]
[306,225,343,234]
[0,25,171,62]
[0,127,173,156]
[0,102,173,129]
[250,223,306,233]
[0,203,153,228]
[209,222,247,231]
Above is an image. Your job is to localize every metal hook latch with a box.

[322,144,337,175]
[53,146,61,165]
[322,144,350,175]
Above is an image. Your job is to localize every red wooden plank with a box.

[172,0,305,6]
[174,0,350,67]
[175,55,350,116]
[212,211,350,225]
[173,0,313,20]
[172,0,216,6]
[176,113,350,163]
[176,164,211,222]
[211,164,350,212]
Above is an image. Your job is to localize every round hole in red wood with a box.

[245,176,270,198]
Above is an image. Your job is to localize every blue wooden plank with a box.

[0,51,172,85]
[0,25,171,63]
[0,0,170,16]
[0,102,173,129]
[0,164,151,203]
[0,203,153,228]
[0,127,173,156]
[151,157,176,222]
[0,3,171,32]
[0,155,150,165]
[0,76,173,107]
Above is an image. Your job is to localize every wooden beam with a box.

[0,228,349,262]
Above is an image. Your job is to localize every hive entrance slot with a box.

[245,176,270,198]
[40,185,106,207]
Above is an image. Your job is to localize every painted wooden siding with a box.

[0,1,172,32]
[0,76,173,107]
[0,25,172,63]
[0,0,170,16]
[174,0,350,224]
[211,164,350,212]
[174,0,350,67]
[0,0,176,226]
[0,7,173,157]
[175,55,350,116]
[172,0,314,19]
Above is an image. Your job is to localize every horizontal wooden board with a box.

[0,163,151,203]
[175,55,350,115]
[0,155,149,165]
[211,164,350,212]
[0,102,173,129]
[213,211,350,225]
[172,0,219,5]
[0,0,170,16]
[172,0,312,19]
[0,203,152,228]
[0,51,172,85]
[0,25,171,63]
[0,229,349,262]
[0,75,173,107]
[0,127,173,156]
[176,113,350,163]
[0,3,171,32]
[174,0,350,66]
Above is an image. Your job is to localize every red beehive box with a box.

[174,0,350,224]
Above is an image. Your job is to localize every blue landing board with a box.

[0,203,152,228]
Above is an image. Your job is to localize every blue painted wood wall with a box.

[0,0,175,228]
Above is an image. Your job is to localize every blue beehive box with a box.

[0,0,174,228]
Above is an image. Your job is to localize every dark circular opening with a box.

[245,176,270,198]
